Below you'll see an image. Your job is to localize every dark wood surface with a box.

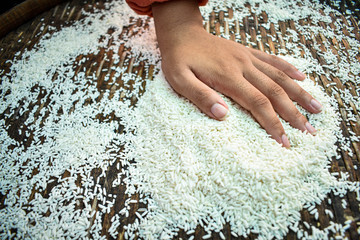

[0,0,68,38]
[0,0,359,239]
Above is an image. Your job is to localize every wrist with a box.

[152,0,204,47]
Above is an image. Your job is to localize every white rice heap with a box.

[120,70,358,240]
[0,0,359,239]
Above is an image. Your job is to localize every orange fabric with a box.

[126,0,208,16]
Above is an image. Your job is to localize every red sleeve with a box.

[126,0,208,16]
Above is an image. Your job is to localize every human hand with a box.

[152,0,322,148]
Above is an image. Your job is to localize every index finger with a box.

[216,73,290,148]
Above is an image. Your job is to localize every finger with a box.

[252,58,323,114]
[167,69,229,120]
[243,66,316,135]
[217,73,290,147]
[247,48,306,80]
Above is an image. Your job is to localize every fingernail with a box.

[305,122,317,135]
[281,134,290,148]
[211,103,228,120]
[295,70,306,79]
[310,99,322,111]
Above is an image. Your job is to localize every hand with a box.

[152,0,322,148]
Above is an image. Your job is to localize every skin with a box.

[152,0,322,148]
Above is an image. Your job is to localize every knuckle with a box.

[168,77,184,95]
[270,55,280,63]
[274,69,288,82]
[216,63,233,78]
[269,117,283,130]
[192,87,212,104]
[285,107,307,126]
[235,54,250,64]
[295,110,304,119]
[217,59,244,76]
[252,94,270,108]
[237,57,253,69]
[292,110,307,123]
[166,72,188,94]
[295,87,308,100]
[268,84,285,98]
[284,63,296,73]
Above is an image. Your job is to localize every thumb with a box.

[166,70,229,120]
